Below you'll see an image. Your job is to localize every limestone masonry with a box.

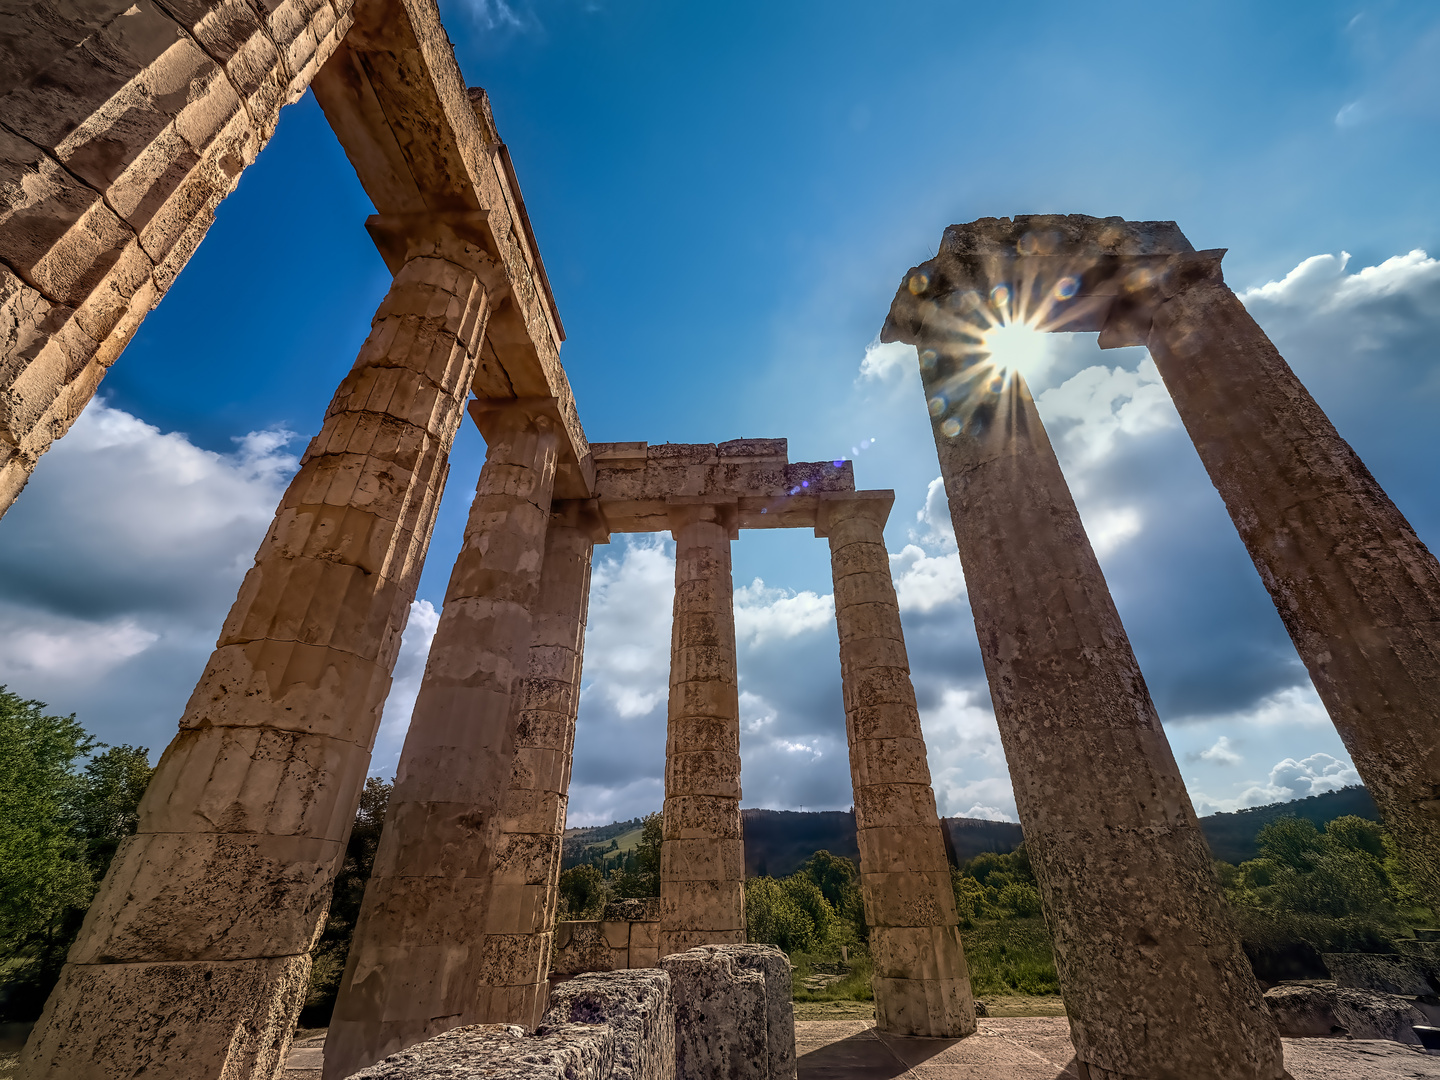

[4,0,1438,1072]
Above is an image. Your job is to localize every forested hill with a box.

[1197,785,1377,863]
[567,786,1379,879]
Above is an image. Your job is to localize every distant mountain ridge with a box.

[566,786,1379,878]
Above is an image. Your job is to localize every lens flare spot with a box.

[832,459,844,468]
[1053,276,1079,301]
[990,283,1011,309]
[919,348,937,370]
[927,395,946,418]
[908,272,931,296]
[801,480,809,488]
[1017,232,1039,256]
[940,417,961,437]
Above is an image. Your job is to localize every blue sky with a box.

[1,0,1437,826]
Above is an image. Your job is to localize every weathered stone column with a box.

[19,245,492,1080]
[323,400,559,1079]
[659,501,746,955]
[816,492,977,1039]
[470,499,605,1029]
[1147,263,1440,906]
[927,377,1285,1080]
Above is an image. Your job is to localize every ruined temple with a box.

[3,0,1439,1077]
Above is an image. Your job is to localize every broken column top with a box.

[882,214,1223,350]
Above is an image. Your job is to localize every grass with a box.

[959,917,1060,996]
[790,950,874,1002]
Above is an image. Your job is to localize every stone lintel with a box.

[667,497,739,540]
[880,214,1226,351]
[593,439,856,533]
[365,212,505,284]
[814,490,895,538]
[311,0,585,489]
[467,398,595,500]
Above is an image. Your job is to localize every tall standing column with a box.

[659,502,746,955]
[470,500,604,1028]
[19,246,492,1080]
[817,493,977,1039]
[1148,265,1440,904]
[929,375,1285,1080]
[323,402,558,1079]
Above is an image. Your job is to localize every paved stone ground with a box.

[794,1018,1440,1080]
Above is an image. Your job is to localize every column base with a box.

[19,955,309,1080]
[873,976,977,1039]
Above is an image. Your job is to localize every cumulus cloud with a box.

[369,600,441,779]
[1231,754,1362,809]
[857,338,918,382]
[0,401,298,752]
[1035,356,1178,470]
[734,579,833,646]
[1191,736,1242,766]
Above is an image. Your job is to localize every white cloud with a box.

[369,599,441,779]
[0,401,299,751]
[890,544,966,613]
[1198,684,1332,729]
[580,535,675,720]
[734,579,833,646]
[1241,249,1440,316]
[911,476,956,551]
[1197,735,1242,766]
[963,804,1012,822]
[857,338,918,382]
[1035,356,1179,468]
[918,684,1015,821]
[1086,505,1143,556]
[1233,753,1362,809]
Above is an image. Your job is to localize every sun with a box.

[980,322,1054,388]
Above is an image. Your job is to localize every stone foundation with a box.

[345,952,791,1080]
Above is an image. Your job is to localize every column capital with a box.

[666,497,739,540]
[366,211,507,287]
[814,490,894,539]
[551,498,611,544]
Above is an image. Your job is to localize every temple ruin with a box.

[3,0,1439,1076]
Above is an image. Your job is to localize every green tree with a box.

[0,688,95,949]
[559,864,609,919]
[71,743,153,876]
[610,812,661,898]
[745,876,820,953]
[303,776,391,1024]
[1325,815,1387,861]
[1256,816,1326,872]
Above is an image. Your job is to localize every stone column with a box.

[659,501,746,956]
[1147,265,1440,906]
[928,375,1285,1080]
[816,493,977,1039]
[19,246,491,1080]
[322,401,559,1079]
[470,499,605,1029]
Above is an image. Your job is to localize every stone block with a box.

[605,899,661,926]
[869,924,968,982]
[1265,983,1427,1044]
[658,880,745,933]
[660,837,744,883]
[542,968,676,1080]
[857,826,949,875]
[849,737,932,789]
[861,869,955,928]
[1324,952,1440,996]
[68,830,340,963]
[18,954,308,1080]
[347,1023,612,1080]
[630,947,660,969]
[551,920,614,977]
[841,666,920,712]
[491,831,560,885]
[603,920,633,951]
[695,944,795,1080]
[871,975,977,1039]
[139,724,368,841]
[659,948,768,1080]
[852,782,940,831]
[662,796,741,839]
[664,752,742,800]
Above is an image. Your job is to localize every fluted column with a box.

[323,401,558,1078]
[659,501,745,955]
[1148,265,1440,906]
[817,492,977,1039]
[470,499,604,1028]
[928,374,1284,1080]
[19,247,491,1080]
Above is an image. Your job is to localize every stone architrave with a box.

[910,369,1285,1079]
[1146,267,1440,907]
[323,401,560,1079]
[471,499,606,1029]
[19,238,495,1080]
[659,502,746,956]
[816,493,977,1040]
